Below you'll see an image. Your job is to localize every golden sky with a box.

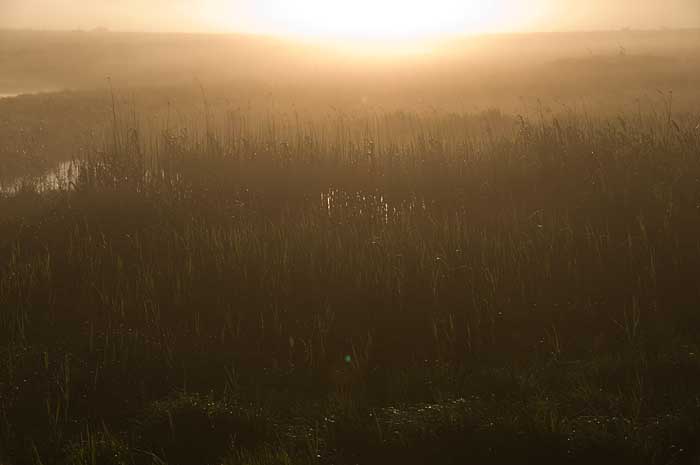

[2,0,699,38]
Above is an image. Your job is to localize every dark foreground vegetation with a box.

[1,28,700,465]
[1,99,700,464]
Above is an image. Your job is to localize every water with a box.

[321,188,428,223]
[0,161,79,195]
[0,89,60,100]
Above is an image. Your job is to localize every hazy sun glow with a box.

[240,0,524,40]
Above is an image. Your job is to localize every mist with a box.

[2,0,699,34]
[2,1,700,464]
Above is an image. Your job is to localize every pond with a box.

[0,89,61,100]
[0,160,79,195]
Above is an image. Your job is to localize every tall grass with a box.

[1,103,700,464]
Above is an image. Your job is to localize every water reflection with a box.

[2,164,433,223]
[321,188,427,223]
[0,160,78,194]
[0,89,60,100]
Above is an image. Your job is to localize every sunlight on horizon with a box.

[3,0,700,40]
[211,0,539,41]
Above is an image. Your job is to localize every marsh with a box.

[1,3,700,465]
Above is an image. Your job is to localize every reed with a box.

[1,99,699,464]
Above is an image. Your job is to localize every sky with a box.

[1,0,699,38]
